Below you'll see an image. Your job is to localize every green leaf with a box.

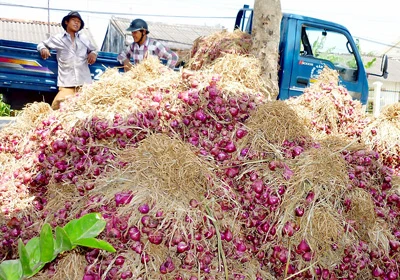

[63,213,106,243]
[24,237,45,276]
[39,224,55,263]
[0,214,112,280]
[25,238,40,265]
[55,226,73,253]
[0,260,23,280]
[18,240,32,276]
[73,238,116,253]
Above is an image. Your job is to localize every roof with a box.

[382,39,400,60]
[0,18,98,49]
[110,16,226,50]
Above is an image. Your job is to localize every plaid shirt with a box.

[117,37,178,69]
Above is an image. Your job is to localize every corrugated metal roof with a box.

[111,16,225,50]
[383,39,400,60]
[0,18,98,49]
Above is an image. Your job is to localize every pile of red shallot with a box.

[0,53,398,280]
[361,103,400,176]
[187,30,252,71]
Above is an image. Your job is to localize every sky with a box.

[0,0,399,54]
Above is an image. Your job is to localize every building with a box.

[382,39,400,60]
[364,55,400,112]
[0,17,97,49]
[101,16,225,64]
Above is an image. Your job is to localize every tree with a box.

[251,0,282,96]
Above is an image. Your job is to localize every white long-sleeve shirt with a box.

[37,32,97,87]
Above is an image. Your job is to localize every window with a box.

[300,26,358,82]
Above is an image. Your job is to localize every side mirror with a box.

[367,54,389,79]
[381,54,388,79]
[234,6,253,34]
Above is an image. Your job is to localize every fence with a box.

[367,82,400,117]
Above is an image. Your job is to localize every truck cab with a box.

[235,5,388,105]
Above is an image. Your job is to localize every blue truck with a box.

[0,39,120,110]
[235,5,388,105]
[0,6,388,109]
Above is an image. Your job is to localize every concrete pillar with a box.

[373,81,383,118]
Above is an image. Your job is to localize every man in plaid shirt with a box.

[117,18,178,70]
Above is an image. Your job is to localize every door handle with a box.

[297,77,309,86]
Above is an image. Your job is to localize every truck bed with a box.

[0,39,121,109]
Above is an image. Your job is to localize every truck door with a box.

[286,23,366,102]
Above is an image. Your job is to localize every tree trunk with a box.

[251,0,282,96]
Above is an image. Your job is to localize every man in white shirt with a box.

[37,11,97,110]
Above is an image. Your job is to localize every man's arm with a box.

[37,35,58,59]
[78,34,98,65]
[117,45,132,64]
[86,41,98,65]
[154,41,179,69]
[117,45,133,72]
[87,51,97,65]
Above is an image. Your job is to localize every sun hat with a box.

[62,11,84,31]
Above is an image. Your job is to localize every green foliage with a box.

[311,36,376,69]
[24,238,44,277]
[364,57,376,69]
[73,238,116,252]
[39,224,55,263]
[0,260,22,280]
[55,226,72,253]
[63,212,107,242]
[17,240,31,276]
[0,213,115,280]
[0,94,11,117]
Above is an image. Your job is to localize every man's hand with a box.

[181,69,194,80]
[87,52,97,65]
[123,59,133,72]
[40,48,51,60]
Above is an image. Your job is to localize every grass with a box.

[0,94,11,117]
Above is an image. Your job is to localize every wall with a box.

[101,23,126,54]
